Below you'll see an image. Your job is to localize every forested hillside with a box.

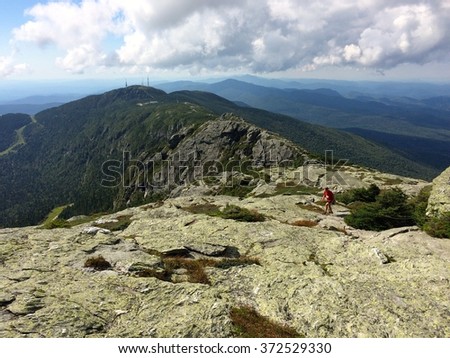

[0,113,31,152]
[157,79,450,172]
[170,90,438,179]
[0,86,439,228]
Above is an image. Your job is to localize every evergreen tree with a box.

[345,188,415,231]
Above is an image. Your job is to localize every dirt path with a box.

[0,115,36,157]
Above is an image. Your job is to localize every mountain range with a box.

[156,79,450,172]
[1,84,449,338]
[0,85,446,228]
[0,94,84,116]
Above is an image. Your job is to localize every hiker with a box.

[322,187,334,214]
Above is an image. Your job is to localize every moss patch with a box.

[183,203,266,222]
[257,182,319,198]
[276,182,319,195]
[130,255,261,285]
[41,212,106,229]
[217,185,254,198]
[291,219,318,228]
[296,203,325,214]
[41,218,72,229]
[40,205,71,228]
[84,255,112,271]
[219,204,265,222]
[230,306,303,338]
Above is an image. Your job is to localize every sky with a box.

[1,0,450,82]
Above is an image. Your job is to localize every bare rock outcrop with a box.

[427,166,450,217]
[1,194,449,338]
[119,114,307,205]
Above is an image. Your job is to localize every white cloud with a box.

[15,0,123,47]
[56,44,109,74]
[0,55,29,77]
[10,0,450,75]
[343,4,447,67]
[13,0,123,73]
[344,44,362,62]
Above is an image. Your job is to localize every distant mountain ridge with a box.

[156,79,450,172]
[0,86,439,228]
[157,75,450,99]
[0,103,63,115]
[0,94,85,115]
[168,89,438,178]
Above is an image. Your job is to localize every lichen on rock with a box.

[0,192,449,338]
[427,166,450,217]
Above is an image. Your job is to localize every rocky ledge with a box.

[1,193,449,338]
[427,166,450,217]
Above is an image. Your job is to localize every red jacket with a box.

[323,189,334,202]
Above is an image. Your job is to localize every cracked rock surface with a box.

[1,194,449,338]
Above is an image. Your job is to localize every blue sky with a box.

[1,0,450,82]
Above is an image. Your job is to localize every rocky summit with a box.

[1,166,449,338]
[119,113,306,206]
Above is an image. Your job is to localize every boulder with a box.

[427,166,450,217]
[81,226,111,235]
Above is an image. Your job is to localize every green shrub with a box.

[183,203,265,222]
[274,182,319,196]
[409,186,432,228]
[344,188,414,231]
[338,184,380,205]
[406,186,449,239]
[423,213,450,239]
[219,204,265,222]
[42,218,71,229]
